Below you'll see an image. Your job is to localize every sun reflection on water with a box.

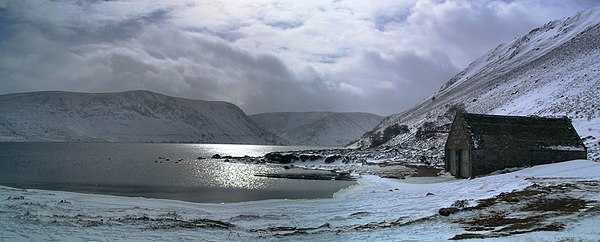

[176,143,348,190]
[188,143,324,158]
[189,160,276,189]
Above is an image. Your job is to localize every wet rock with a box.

[212,154,221,159]
[439,207,460,216]
[324,155,342,164]
[382,175,405,179]
[426,192,435,196]
[264,152,298,164]
[319,222,330,228]
[299,154,323,161]
[338,172,351,179]
[255,172,355,181]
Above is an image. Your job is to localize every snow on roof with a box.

[542,145,587,152]
[461,113,586,151]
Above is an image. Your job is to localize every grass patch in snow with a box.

[445,180,598,240]
[524,197,588,213]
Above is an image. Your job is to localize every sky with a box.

[1,0,599,115]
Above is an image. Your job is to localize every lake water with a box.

[0,143,355,203]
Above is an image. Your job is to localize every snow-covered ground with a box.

[1,160,598,241]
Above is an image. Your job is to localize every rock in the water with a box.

[212,154,221,159]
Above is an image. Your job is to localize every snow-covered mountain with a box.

[355,7,600,161]
[250,112,383,147]
[0,90,280,144]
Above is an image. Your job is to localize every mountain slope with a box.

[0,90,280,144]
[356,7,600,161]
[250,112,383,147]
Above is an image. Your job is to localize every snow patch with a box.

[542,145,587,151]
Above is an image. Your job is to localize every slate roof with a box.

[461,113,586,151]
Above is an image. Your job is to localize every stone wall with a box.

[445,115,470,150]
[470,150,588,176]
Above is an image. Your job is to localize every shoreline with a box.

[0,177,358,204]
[1,160,598,241]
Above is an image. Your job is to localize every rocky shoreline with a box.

[255,172,355,181]
[208,146,446,181]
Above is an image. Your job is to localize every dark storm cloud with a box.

[1,0,599,115]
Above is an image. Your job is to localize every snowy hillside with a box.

[0,90,280,144]
[250,112,383,147]
[356,7,600,161]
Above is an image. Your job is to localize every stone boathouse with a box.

[445,112,587,178]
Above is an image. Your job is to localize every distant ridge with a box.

[250,112,383,147]
[0,90,280,144]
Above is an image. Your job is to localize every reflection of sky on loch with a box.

[189,143,324,157]
[209,162,272,189]
[194,144,280,157]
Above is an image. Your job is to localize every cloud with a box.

[1,0,599,115]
